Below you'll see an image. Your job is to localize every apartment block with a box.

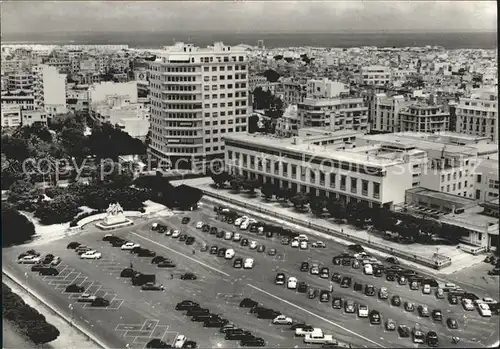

[306,78,349,99]
[399,104,450,133]
[32,64,68,118]
[21,109,48,127]
[1,89,35,111]
[455,90,498,142]
[148,42,249,170]
[361,65,391,86]
[370,93,413,133]
[7,72,33,90]
[276,104,299,137]
[282,77,307,106]
[223,133,422,208]
[298,97,369,133]
[1,105,22,128]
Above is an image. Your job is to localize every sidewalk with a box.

[174,177,485,275]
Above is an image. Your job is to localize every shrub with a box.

[2,204,36,247]
[2,283,60,344]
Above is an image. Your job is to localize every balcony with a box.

[283,171,288,177]
[362,190,368,196]
[374,193,380,199]
[330,183,335,189]
[319,180,325,186]
[351,187,357,194]
[340,185,346,191]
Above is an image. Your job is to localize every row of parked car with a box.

[17,250,62,276]
[175,300,265,347]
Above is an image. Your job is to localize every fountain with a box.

[95,203,134,230]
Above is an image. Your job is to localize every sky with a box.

[1,1,497,35]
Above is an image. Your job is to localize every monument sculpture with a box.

[95,202,134,230]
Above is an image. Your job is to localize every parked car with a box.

[386,319,396,331]
[233,258,243,268]
[121,242,140,250]
[65,284,85,293]
[272,315,293,325]
[80,251,102,259]
[141,282,165,291]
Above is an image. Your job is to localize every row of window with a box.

[200,56,245,63]
[165,76,197,82]
[203,74,247,82]
[203,65,246,72]
[203,117,246,126]
[203,91,247,99]
[440,182,468,192]
[202,101,246,109]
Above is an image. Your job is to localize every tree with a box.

[35,193,81,225]
[230,175,245,192]
[263,69,280,83]
[327,199,347,220]
[248,115,260,134]
[1,204,36,247]
[310,196,326,216]
[242,178,260,193]
[8,179,37,204]
[290,193,309,209]
[211,171,231,188]
[261,182,275,200]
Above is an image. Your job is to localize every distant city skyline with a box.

[1,1,497,37]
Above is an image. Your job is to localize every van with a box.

[225,249,235,260]
[363,264,373,275]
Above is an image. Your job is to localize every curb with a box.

[2,268,109,349]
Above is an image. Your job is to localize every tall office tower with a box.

[148,42,249,171]
[455,90,498,143]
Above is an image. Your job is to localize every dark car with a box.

[192,313,220,322]
[265,231,273,238]
[42,254,55,264]
[353,282,363,292]
[391,295,401,306]
[180,273,197,280]
[202,224,210,232]
[210,246,218,254]
[182,217,191,224]
[233,258,243,268]
[204,318,228,328]
[257,310,281,319]
[386,257,400,264]
[369,310,381,325]
[342,258,352,266]
[290,323,309,330]
[186,307,209,317]
[91,297,110,307]
[183,340,197,349]
[146,338,171,348]
[175,300,199,310]
[210,227,218,235]
[216,230,224,239]
[240,338,265,347]
[31,263,45,272]
[307,288,318,299]
[417,305,430,317]
[249,306,268,314]
[152,256,167,264]
[179,234,188,242]
[332,256,342,265]
[340,276,352,288]
[141,283,165,291]
[39,267,58,276]
[446,318,458,329]
[373,267,383,277]
[319,290,330,303]
[66,242,81,249]
[120,268,136,277]
[185,237,195,245]
[157,261,176,268]
[240,238,249,247]
[365,285,375,296]
[348,244,364,252]
[332,297,342,309]
[298,282,308,293]
[404,302,415,312]
[331,273,341,283]
[110,239,126,247]
[138,249,156,257]
[217,248,227,258]
[220,324,236,333]
[239,298,258,308]
[225,330,253,340]
[432,309,443,322]
[386,273,396,282]
[300,262,310,272]
[65,284,85,293]
[427,331,439,347]
[319,267,330,279]
[398,325,410,338]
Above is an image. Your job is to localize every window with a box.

[447,185,450,192]
[447,174,451,181]
[475,189,481,199]
[477,174,482,183]
[373,182,380,199]
[340,175,346,190]
[350,178,357,193]
[362,180,368,195]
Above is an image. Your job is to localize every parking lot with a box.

[3,202,499,348]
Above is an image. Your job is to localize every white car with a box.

[224,231,233,240]
[240,221,250,230]
[196,221,204,229]
[51,256,62,266]
[77,293,96,303]
[422,284,431,294]
[291,239,300,248]
[287,277,298,289]
[18,255,41,264]
[300,241,308,250]
[312,241,326,248]
[272,315,293,325]
[81,251,102,259]
[478,303,492,317]
[249,241,258,249]
[354,252,368,259]
[462,298,474,311]
[171,230,181,238]
[310,265,320,275]
[358,304,369,318]
[298,234,308,242]
[174,334,186,348]
[295,327,322,337]
[225,249,235,260]
[244,258,254,269]
[121,242,140,250]
[363,264,373,275]
[483,297,497,304]
[234,216,248,226]
[233,233,241,242]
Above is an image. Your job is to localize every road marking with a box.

[131,232,230,277]
[247,283,384,348]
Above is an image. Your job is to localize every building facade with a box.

[361,65,391,86]
[399,104,450,133]
[32,64,68,118]
[370,93,412,133]
[148,42,249,170]
[1,105,22,128]
[282,77,307,106]
[455,90,498,142]
[306,78,349,99]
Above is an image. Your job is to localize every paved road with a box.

[3,204,498,349]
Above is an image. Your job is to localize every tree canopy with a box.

[2,204,36,247]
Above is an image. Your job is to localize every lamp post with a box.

[68,303,74,326]
[24,272,28,288]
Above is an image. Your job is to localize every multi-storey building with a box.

[276,104,299,137]
[7,72,33,90]
[1,105,22,128]
[282,77,307,106]
[88,81,138,113]
[223,132,423,208]
[148,42,249,170]
[1,89,35,111]
[66,84,90,113]
[32,64,68,118]
[306,78,349,99]
[21,109,48,127]
[370,93,413,133]
[475,157,499,202]
[361,65,391,86]
[455,90,498,142]
[298,97,369,133]
[399,103,450,133]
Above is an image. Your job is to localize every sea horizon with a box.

[1,31,497,49]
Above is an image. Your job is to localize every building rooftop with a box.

[224,133,406,167]
[406,187,477,207]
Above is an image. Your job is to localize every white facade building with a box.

[88,81,138,110]
[148,42,249,170]
[1,105,22,128]
[361,65,391,86]
[32,64,68,118]
[455,90,498,142]
[276,104,299,137]
[306,78,349,99]
[370,94,412,133]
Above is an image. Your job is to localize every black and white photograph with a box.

[1,1,498,348]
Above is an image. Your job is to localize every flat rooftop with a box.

[224,133,405,167]
[407,187,478,207]
[442,205,499,229]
